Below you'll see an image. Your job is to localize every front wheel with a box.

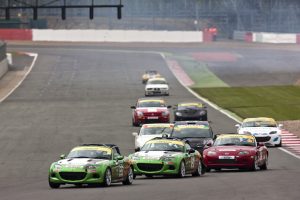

[123,167,134,185]
[177,161,186,178]
[102,168,112,187]
[49,178,60,189]
[250,155,259,171]
[260,156,268,170]
[275,140,282,147]
[192,160,203,176]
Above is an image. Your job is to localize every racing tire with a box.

[192,160,203,177]
[260,156,268,170]
[275,140,282,147]
[48,178,60,189]
[123,167,134,185]
[102,168,112,187]
[177,161,186,178]
[250,155,259,171]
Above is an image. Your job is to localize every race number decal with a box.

[191,156,195,169]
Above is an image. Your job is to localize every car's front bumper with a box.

[203,154,255,169]
[255,134,281,146]
[49,170,104,184]
[132,160,179,175]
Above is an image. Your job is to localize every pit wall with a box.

[233,31,300,44]
[0,29,204,43]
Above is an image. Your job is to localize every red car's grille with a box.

[143,112,161,117]
[216,159,237,164]
[137,163,163,172]
[59,172,87,181]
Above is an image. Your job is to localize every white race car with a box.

[145,77,169,96]
[132,123,174,151]
[236,117,283,147]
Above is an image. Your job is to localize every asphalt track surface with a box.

[0,42,299,200]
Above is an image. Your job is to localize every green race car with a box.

[129,137,205,178]
[48,144,134,188]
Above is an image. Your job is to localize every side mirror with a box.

[213,134,220,140]
[235,124,241,128]
[188,149,195,154]
[278,124,283,129]
[135,147,140,152]
[60,154,66,159]
[132,132,138,137]
[116,155,124,160]
[130,106,136,109]
[167,105,172,109]
[257,142,265,147]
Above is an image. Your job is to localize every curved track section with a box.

[0,43,299,200]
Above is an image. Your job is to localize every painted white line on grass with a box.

[0,52,38,103]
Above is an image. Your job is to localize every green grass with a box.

[192,86,300,121]
[168,55,228,88]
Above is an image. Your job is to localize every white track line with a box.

[160,52,300,160]
[0,52,38,103]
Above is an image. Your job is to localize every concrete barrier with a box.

[0,29,32,40]
[32,29,203,43]
[0,58,8,79]
[233,31,246,41]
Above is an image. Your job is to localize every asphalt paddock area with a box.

[0,42,299,200]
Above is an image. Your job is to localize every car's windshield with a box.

[172,126,212,138]
[141,141,184,152]
[178,103,202,110]
[147,80,167,85]
[67,149,112,159]
[138,101,165,107]
[214,136,255,147]
[242,121,276,128]
[140,126,173,135]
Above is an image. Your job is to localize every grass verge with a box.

[192,86,300,121]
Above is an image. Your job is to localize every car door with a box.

[184,144,193,172]
[111,148,122,180]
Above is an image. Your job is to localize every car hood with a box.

[146,84,168,89]
[136,107,168,112]
[239,127,280,134]
[133,151,181,160]
[206,146,256,155]
[58,158,109,167]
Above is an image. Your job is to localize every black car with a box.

[170,121,214,154]
[173,102,207,121]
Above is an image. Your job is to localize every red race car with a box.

[130,98,171,126]
[203,134,268,171]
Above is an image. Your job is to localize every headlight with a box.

[137,111,143,117]
[207,151,217,156]
[238,151,249,155]
[242,131,252,135]
[199,110,206,116]
[131,156,140,160]
[175,112,182,116]
[53,164,62,172]
[269,131,277,134]
[86,165,97,173]
[160,156,175,161]
[162,111,169,116]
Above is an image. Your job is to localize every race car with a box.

[236,117,283,147]
[203,134,268,171]
[145,77,169,96]
[173,102,207,121]
[170,121,214,154]
[129,137,205,178]
[131,98,171,126]
[132,123,174,151]
[142,70,161,84]
[48,144,134,188]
